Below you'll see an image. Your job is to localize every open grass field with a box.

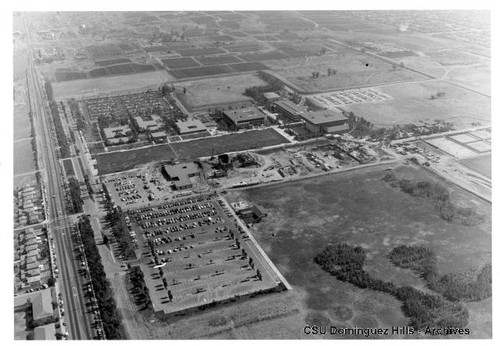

[228,62,269,73]
[176,47,226,56]
[265,54,427,93]
[14,112,32,141]
[52,70,175,100]
[222,163,491,338]
[460,154,491,179]
[14,139,36,175]
[14,172,38,188]
[175,74,266,109]
[341,80,491,127]
[95,128,290,175]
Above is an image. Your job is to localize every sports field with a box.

[95,128,290,175]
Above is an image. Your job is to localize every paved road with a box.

[23,14,95,340]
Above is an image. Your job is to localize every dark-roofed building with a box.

[263,91,281,104]
[150,131,167,143]
[222,107,266,130]
[300,110,349,135]
[273,100,307,121]
[163,162,200,191]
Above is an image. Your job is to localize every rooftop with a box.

[32,288,53,320]
[135,115,162,131]
[164,162,199,180]
[300,110,347,125]
[274,100,307,115]
[223,107,266,124]
[176,119,208,134]
[103,125,131,139]
[34,323,57,340]
[151,131,167,138]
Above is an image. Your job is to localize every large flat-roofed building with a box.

[134,114,162,132]
[32,288,54,321]
[175,119,208,135]
[273,100,307,121]
[150,131,167,143]
[300,110,349,135]
[263,91,281,104]
[222,107,266,130]
[34,323,57,340]
[103,125,131,140]
[163,162,200,191]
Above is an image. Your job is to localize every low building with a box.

[222,107,267,130]
[263,91,281,104]
[273,100,307,122]
[134,114,162,132]
[163,162,200,191]
[175,119,208,135]
[32,288,54,322]
[150,131,167,143]
[103,125,131,140]
[34,323,57,340]
[300,110,349,135]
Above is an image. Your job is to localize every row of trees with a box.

[388,245,492,302]
[383,174,484,226]
[107,207,136,260]
[243,71,284,105]
[128,266,152,310]
[78,216,126,339]
[314,243,469,329]
[67,177,83,214]
[49,101,70,158]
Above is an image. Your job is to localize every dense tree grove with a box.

[49,101,70,158]
[383,174,484,226]
[67,177,83,214]
[314,243,469,329]
[389,245,492,302]
[78,216,125,339]
[128,266,152,310]
[107,207,136,260]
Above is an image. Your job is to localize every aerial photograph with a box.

[12,8,491,341]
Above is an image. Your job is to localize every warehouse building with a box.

[273,100,307,122]
[175,119,208,135]
[300,110,349,135]
[222,107,267,130]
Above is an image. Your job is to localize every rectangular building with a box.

[175,119,208,135]
[150,131,167,143]
[163,162,199,191]
[273,100,307,122]
[103,125,131,140]
[222,107,266,130]
[134,114,162,132]
[300,110,349,135]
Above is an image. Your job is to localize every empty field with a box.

[52,70,175,99]
[239,51,290,62]
[460,154,491,179]
[95,58,132,66]
[95,128,290,175]
[175,74,266,109]
[62,158,75,177]
[342,81,491,127]
[228,163,491,338]
[14,139,36,175]
[449,133,480,144]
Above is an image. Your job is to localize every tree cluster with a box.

[383,175,484,226]
[128,266,152,310]
[243,72,284,105]
[388,245,492,302]
[67,177,83,214]
[49,101,70,158]
[78,216,125,339]
[314,243,470,329]
[107,207,136,260]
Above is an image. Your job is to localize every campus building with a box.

[163,162,200,190]
[273,100,307,122]
[175,119,208,135]
[299,110,349,135]
[134,114,162,132]
[222,107,267,130]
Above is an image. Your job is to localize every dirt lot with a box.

[460,154,491,179]
[341,80,491,127]
[175,74,266,110]
[222,163,491,338]
[52,70,175,100]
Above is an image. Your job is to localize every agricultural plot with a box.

[449,133,480,144]
[168,65,233,79]
[128,194,283,316]
[95,58,132,66]
[176,47,226,57]
[162,57,201,69]
[225,44,264,53]
[342,81,491,127]
[229,163,491,338]
[425,137,477,159]
[465,141,491,153]
[239,51,290,62]
[86,44,125,60]
[88,63,156,78]
[311,88,392,107]
[196,55,243,66]
[460,155,491,179]
[253,35,279,41]
[55,70,88,82]
[228,62,269,72]
[95,128,290,175]
[470,130,491,140]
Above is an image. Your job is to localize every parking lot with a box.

[128,193,282,315]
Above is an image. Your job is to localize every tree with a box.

[167,290,173,301]
[47,277,56,287]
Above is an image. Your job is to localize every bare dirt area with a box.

[175,74,266,110]
[220,163,491,339]
[341,80,490,127]
[265,54,427,93]
[52,70,175,99]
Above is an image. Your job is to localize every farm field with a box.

[341,81,491,127]
[224,163,491,338]
[460,155,491,179]
[168,65,233,79]
[162,57,201,69]
[175,74,266,110]
[95,128,290,175]
[14,139,36,175]
[265,54,427,93]
[197,55,244,66]
[52,70,175,99]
